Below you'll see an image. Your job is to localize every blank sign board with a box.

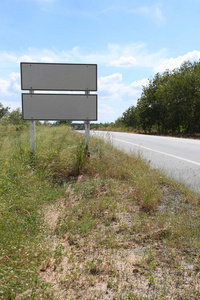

[22,94,97,121]
[21,63,97,91]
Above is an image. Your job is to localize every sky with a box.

[1,0,200,123]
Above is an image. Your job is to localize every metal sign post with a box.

[85,91,90,150]
[30,120,35,153]
[29,90,35,153]
[85,121,90,148]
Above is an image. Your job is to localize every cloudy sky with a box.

[1,0,200,123]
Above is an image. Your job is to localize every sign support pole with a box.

[85,91,90,152]
[29,89,35,153]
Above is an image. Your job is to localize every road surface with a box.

[90,131,200,194]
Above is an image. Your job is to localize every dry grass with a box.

[40,172,200,299]
[0,125,200,299]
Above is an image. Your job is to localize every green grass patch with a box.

[0,125,200,299]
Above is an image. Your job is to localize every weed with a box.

[53,244,65,268]
[85,258,103,275]
[73,141,87,175]
[120,291,141,299]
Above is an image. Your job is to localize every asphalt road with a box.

[90,131,200,194]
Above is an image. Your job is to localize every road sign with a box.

[21,62,97,91]
[20,62,98,153]
[22,93,97,121]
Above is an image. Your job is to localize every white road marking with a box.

[114,138,200,167]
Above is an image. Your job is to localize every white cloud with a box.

[99,104,116,116]
[109,46,167,68]
[110,56,137,68]
[0,78,11,95]
[9,73,20,81]
[109,48,200,73]
[9,73,21,92]
[12,82,21,92]
[0,52,18,69]
[97,74,148,121]
[98,73,146,104]
[99,73,127,97]
[41,56,55,63]
[154,50,200,73]
[99,74,147,96]
[99,73,122,86]
[0,72,20,98]
[130,78,149,88]
[19,55,35,63]
[0,44,167,73]
[129,79,149,96]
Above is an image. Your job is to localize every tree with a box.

[115,117,124,127]
[56,120,72,125]
[121,105,138,128]
[119,59,200,134]
[8,108,23,125]
[0,103,9,119]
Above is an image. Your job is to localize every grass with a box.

[0,124,200,299]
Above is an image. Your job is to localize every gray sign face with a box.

[21,63,97,91]
[22,94,97,121]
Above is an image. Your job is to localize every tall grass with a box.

[0,125,87,298]
[0,125,199,299]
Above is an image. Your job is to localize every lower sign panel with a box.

[22,94,97,121]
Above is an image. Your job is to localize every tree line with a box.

[116,60,200,134]
[0,105,42,128]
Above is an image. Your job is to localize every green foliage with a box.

[0,107,29,130]
[56,120,72,126]
[0,103,9,119]
[119,60,200,134]
[0,127,58,298]
[90,122,116,130]
[121,105,138,128]
[137,61,200,134]
[8,108,23,125]
[0,126,87,298]
[114,116,124,127]
[73,141,88,175]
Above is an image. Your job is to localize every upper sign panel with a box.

[21,63,97,91]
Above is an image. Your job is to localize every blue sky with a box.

[1,0,200,123]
